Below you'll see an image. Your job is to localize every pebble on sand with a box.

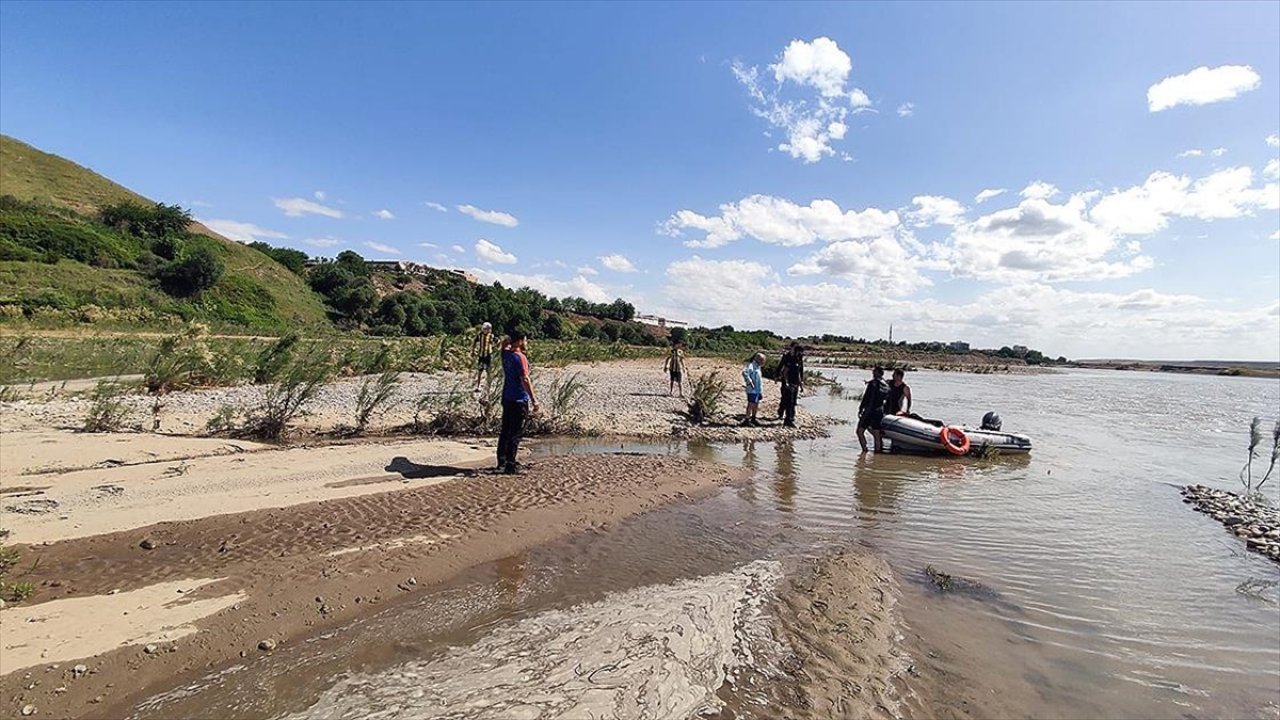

[258,639,277,651]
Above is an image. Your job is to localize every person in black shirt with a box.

[886,368,912,416]
[778,343,804,428]
[857,366,890,452]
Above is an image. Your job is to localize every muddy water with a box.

[133,369,1280,719]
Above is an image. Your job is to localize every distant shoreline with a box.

[1070,361,1280,378]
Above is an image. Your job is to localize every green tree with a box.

[542,313,565,339]
[157,244,224,296]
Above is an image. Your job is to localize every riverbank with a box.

[0,358,835,443]
[0,451,747,718]
[1181,484,1280,563]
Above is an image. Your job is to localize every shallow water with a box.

[133,369,1280,719]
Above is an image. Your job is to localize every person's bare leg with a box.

[858,425,869,452]
[873,430,884,453]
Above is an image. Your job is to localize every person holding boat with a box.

[886,368,912,415]
[777,343,805,428]
[857,366,890,452]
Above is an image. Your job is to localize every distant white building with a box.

[635,314,687,328]
[949,341,970,352]
[1012,345,1028,356]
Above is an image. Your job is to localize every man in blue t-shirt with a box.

[741,352,765,427]
[498,330,538,474]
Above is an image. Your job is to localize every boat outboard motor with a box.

[981,411,1002,431]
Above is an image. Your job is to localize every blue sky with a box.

[2,1,1277,359]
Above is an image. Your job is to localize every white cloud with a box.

[418,242,438,249]
[599,254,638,272]
[662,194,900,249]
[424,201,448,213]
[732,37,872,164]
[896,102,914,117]
[656,258,1279,360]
[788,237,931,296]
[314,191,326,201]
[304,236,341,248]
[1211,147,1227,157]
[475,239,518,265]
[577,266,599,276]
[1147,65,1261,112]
[771,37,854,99]
[1090,166,1280,236]
[373,209,395,220]
[469,269,611,304]
[1271,230,1279,241]
[1178,149,1204,158]
[200,219,288,244]
[1019,181,1059,200]
[906,195,966,227]
[938,193,1154,283]
[457,204,519,227]
[364,241,400,255]
[974,188,1006,204]
[451,244,466,254]
[1268,135,1279,148]
[273,197,345,218]
[1264,158,1279,179]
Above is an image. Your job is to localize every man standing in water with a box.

[663,340,686,397]
[778,343,804,428]
[857,366,890,452]
[887,368,912,416]
[472,322,495,392]
[741,352,766,427]
[498,330,537,474]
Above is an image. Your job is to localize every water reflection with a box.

[772,440,797,514]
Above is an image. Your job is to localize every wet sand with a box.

[0,453,745,719]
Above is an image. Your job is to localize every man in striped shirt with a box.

[472,321,494,392]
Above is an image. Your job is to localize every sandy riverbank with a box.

[1,357,834,442]
[0,451,746,718]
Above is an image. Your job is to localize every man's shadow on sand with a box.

[385,456,477,479]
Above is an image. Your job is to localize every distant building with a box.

[636,313,687,328]
[1012,345,1028,356]
[949,341,970,352]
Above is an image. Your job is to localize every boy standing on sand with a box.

[741,352,765,427]
[498,330,537,474]
[472,322,494,392]
[663,341,686,397]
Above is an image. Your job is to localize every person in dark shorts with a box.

[472,322,494,392]
[663,340,686,397]
[778,343,804,428]
[886,368,912,416]
[497,330,537,474]
[857,366,890,452]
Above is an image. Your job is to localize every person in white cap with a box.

[472,321,495,391]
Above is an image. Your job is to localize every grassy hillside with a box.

[0,135,330,331]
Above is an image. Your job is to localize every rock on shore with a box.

[1181,485,1280,563]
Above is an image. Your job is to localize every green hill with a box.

[0,135,330,332]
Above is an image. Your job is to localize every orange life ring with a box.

[940,426,970,455]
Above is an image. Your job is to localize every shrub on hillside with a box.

[157,244,224,296]
[100,201,191,239]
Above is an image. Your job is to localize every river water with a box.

[132,369,1280,720]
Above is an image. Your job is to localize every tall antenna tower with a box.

[889,324,893,344]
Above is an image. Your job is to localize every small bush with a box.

[144,325,217,393]
[528,371,586,434]
[82,380,131,432]
[253,333,301,384]
[245,350,334,439]
[204,405,241,435]
[688,371,727,424]
[354,368,401,432]
[157,244,224,296]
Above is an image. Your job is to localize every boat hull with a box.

[880,415,1032,455]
